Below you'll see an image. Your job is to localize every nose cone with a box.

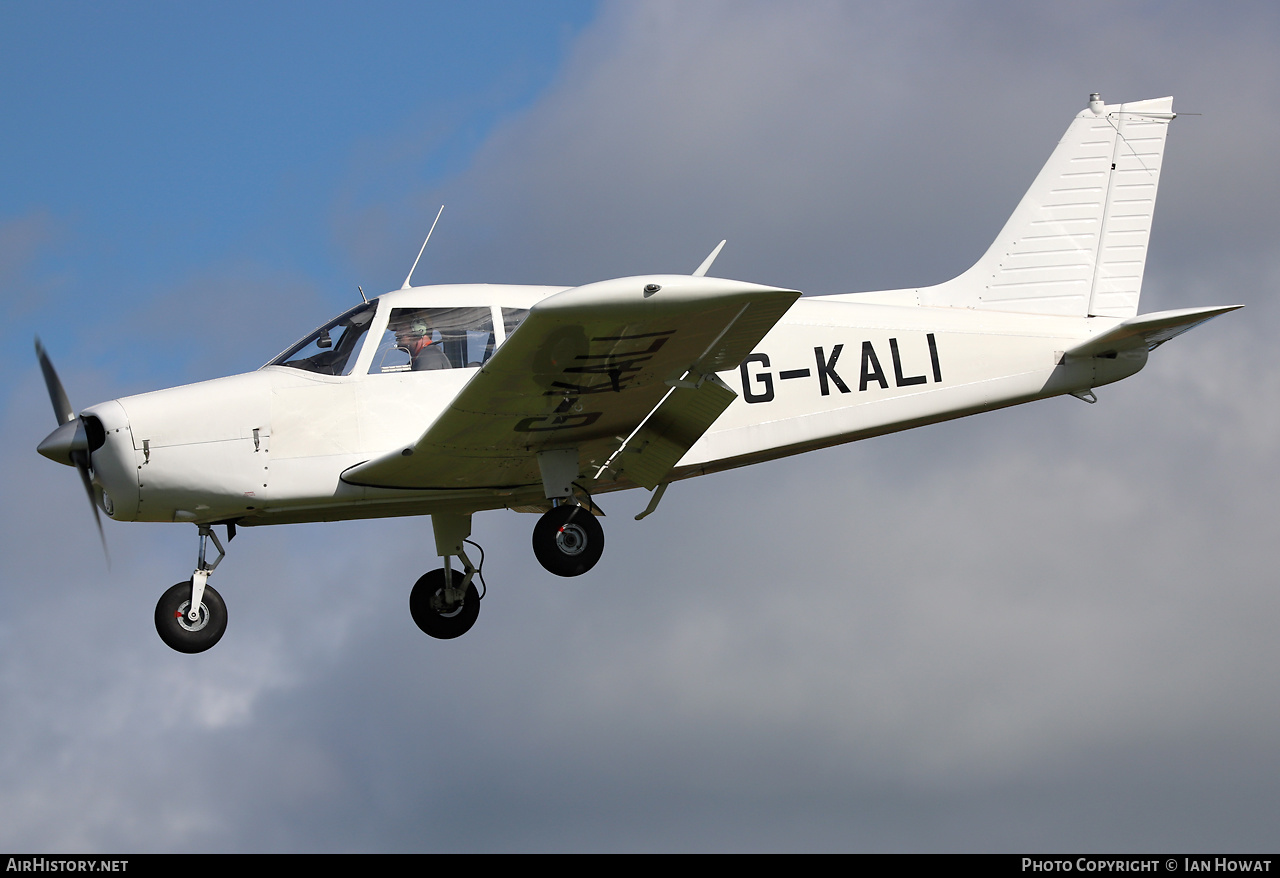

[37,419,84,467]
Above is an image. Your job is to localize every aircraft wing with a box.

[341,275,800,491]
[1066,305,1242,358]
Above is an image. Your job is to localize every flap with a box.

[602,373,737,490]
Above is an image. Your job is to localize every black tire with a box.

[532,504,604,577]
[154,581,227,654]
[409,568,480,639]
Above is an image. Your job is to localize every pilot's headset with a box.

[397,319,429,346]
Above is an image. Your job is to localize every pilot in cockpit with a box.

[396,319,450,371]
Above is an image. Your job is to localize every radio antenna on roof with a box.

[401,204,445,290]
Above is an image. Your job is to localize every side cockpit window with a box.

[268,302,376,376]
[368,307,495,374]
[501,307,530,340]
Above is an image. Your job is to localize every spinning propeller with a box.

[35,338,109,562]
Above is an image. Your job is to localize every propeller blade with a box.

[34,337,75,426]
[71,449,110,566]
[34,338,110,565]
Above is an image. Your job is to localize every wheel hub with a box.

[556,523,588,556]
[175,600,209,632]
[429,588,465,616]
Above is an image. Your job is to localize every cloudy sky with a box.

[3,1,1279,852]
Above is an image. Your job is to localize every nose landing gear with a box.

[155,524,229,653]
[155,580,227,653]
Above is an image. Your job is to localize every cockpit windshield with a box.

[267,301,376,375]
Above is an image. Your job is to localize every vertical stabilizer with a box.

[917,95,1175,318]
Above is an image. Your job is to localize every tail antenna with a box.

[401,204,445,290]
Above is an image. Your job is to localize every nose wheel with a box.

[532,504,604,576]
[155,523,231,653]
[155,580,227,653]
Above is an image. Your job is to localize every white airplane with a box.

[36,94,1238,653]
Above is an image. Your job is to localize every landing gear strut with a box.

[155,524,229,653]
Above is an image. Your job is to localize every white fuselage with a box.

[82,282,1141,528]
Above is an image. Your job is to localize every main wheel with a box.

[532,504,604,577]
[409,568,480,639]
[154,581,227,654]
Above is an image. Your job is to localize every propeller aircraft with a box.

[36,94,1238,653]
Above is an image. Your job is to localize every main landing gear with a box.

[410,513,483,639]
[528,447,604,578]
[409,567,480,639]
[532,502,604,577]
[407,450,610,641]
[408,495,606,641]
[155,524,229,654]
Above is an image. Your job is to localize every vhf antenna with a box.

[401,204,445,290]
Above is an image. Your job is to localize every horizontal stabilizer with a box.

[1066,305,1241,358]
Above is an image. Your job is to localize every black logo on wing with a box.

[543,330,676,397]
[516,329,677,433]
